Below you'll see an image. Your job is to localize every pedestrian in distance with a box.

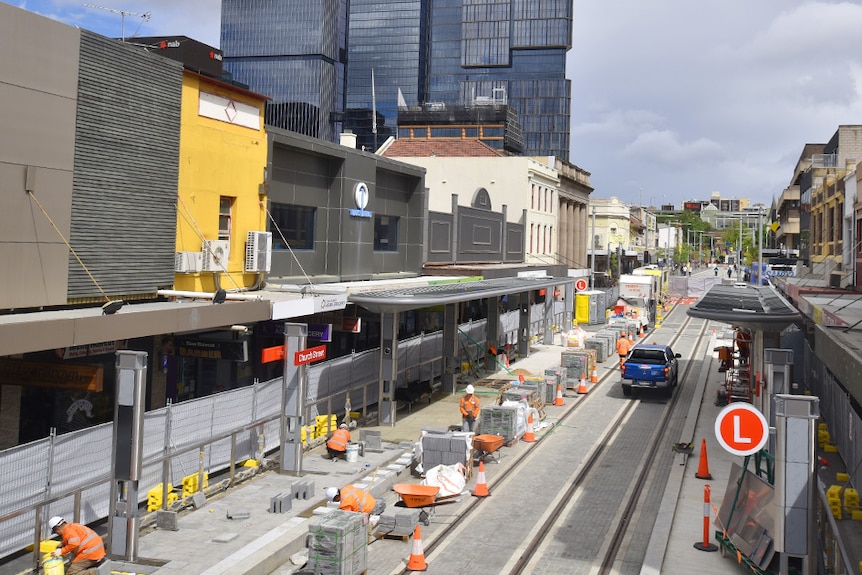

[616,332,631,369]
[460,384,480,432]
[48,516,106,575]
[326,423,351,461]
[727,267,732,279]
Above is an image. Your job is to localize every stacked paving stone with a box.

[306,510,368,575]
[377,507,421,535]
[421,432,470,468]
[479,403,524,443]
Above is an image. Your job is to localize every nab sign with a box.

[714,402,769,456]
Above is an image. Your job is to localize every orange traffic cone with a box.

[695,438,712,480]
[518,373,525,385]
[639,324,645,337]
[628,331,634,342]
[577,373,588,394]
[554,383,565,406]
[524,412,536,442]
[407,525,428,571]
[591,365,598,383]
[472,461,490,497]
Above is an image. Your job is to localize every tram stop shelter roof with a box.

[348,276,573,314]
[686,283,801,332]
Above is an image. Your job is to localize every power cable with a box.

[26,190,111,303]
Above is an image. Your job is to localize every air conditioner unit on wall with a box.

[245,231,272,272]
[201,240,230,272]
[175,252,203,273]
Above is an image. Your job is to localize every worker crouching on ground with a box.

[48,516,106,575]
[326,486,386,516]
[616,332,631,369]
[326,423,351,461]
[460,384,480,432]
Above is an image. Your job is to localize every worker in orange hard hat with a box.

[616,332,631,369]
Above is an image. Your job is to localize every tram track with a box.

[393,304,713,575]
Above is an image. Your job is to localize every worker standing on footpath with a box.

[326,423,351,461]
[460,384,480,432]
[616,332,631,369]
[48,516,106,575]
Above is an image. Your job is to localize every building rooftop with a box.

[381,139,504,158]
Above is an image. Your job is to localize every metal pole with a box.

[758,209,763,285]
[590,206,596,289]
[737,217,743,282]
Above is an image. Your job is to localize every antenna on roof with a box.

[82,3,151,42]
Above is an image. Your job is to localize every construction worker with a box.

[616,332,631,369]
[48,516,106,575]
[460,384,480,432]
[326,485,385,515]
[326,423,351,461]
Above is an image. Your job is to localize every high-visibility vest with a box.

[326,428,350,452]
[616,337,630,356]
[60,523,106,563]
[339,485,375,513]
[459,394,480,418]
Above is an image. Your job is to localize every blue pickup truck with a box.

[621,344,681,397]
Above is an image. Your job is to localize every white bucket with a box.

[346,444,359,463]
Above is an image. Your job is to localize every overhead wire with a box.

[175,194,242,290]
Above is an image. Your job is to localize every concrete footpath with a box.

[61,317,745,575]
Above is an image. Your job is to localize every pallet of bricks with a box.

[500,377,545,420]
[480,401,527,445]
[421,430,473,479]
[304,509,367,575]
[560,349,596,389]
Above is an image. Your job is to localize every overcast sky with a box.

[10,0,862,209]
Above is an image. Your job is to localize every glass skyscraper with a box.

[221,0,571,159]
[220,0,348,141]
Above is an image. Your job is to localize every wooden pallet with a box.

[374,529,412,542]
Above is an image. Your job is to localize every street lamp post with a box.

[590,206,596,289]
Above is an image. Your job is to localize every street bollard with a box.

[693,484,718,551]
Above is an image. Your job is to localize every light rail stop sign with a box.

[714,402,769,456]
[575,279,588,291]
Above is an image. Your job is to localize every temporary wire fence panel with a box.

[0,439,52,559]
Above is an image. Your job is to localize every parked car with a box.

[621,344,681,397]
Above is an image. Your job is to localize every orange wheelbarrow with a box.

[472,434,505,464]
[393,483,465,525]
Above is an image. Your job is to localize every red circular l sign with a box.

[575,279,588,291]
[714,403,769,456]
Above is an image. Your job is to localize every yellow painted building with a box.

[174,70,269,293]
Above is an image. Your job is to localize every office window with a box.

[269,203,316,250]
[219,196,234,242]
[374,215,399,251]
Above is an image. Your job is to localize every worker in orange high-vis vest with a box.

[616,333,631,369]
[49,516,106,575]
[327,485,386,515]
[326,423,351,461]
[460,385,480,432]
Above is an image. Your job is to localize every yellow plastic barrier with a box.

[147,483,178,512]
[182,473,209,498]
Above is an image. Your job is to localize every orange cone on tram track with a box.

[628,331,634,342]
[524,412,536,442]
[695,438,713,480]
[472,461,490,497]
[554,383,565,406]
[591,365,598,383]
[407,525,428,571]
[577,373,588,395]
[639,324,645,337]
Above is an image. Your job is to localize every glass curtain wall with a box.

[344,0,429,152]
[221,0,348,142]
[428,0,572,159]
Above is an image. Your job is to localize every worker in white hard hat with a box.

[460,384,480,432]
[326,485,385,515]
[326,423,351,461]
[48,516,106,574]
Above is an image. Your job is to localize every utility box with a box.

[575,290,604,325]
